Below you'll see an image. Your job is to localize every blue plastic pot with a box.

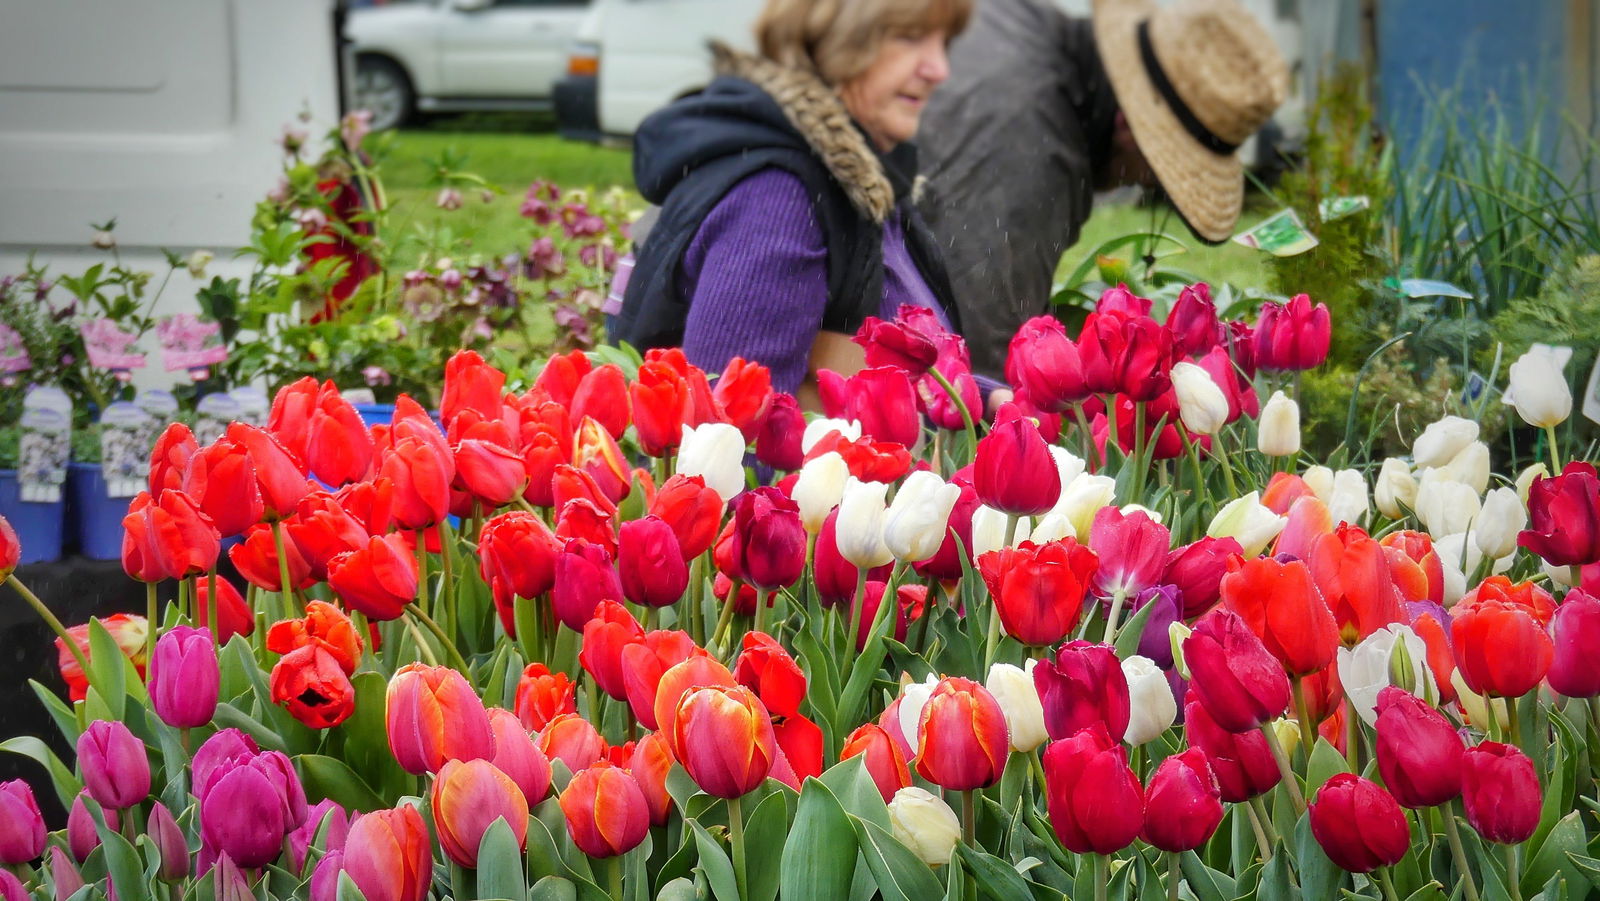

[67,463,128,561]
[353,403,395,429]
[0,469,65,564]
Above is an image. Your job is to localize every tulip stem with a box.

[402,614,438,666]
[146,580,159,672]
[1544,425,1561,472]
[1439,802,1480,901]
[754,588,771,637]
[1073,404,1101,471]
[608,854,625,900]
[848,568,869,652]
[1102,589,1128,648]
[1211,438,1240,501]
[1374,865,1401,901]
[438,518,456,641]
[710,580,742,656]
[728,793,748,901]
[272,521,297,620]
[1093,853,1109,901]
[405,603,470,675]
[1259,722,1306,814]
[1291,676,1317,756]
[984,516,1022,670]
[1246,795,1281,849]
[961,790,976,846]
[1166,851,1181,901]
[1504,844,1523,901]
[928,366,978,452]
[415,530,428,613]
[206,565,218,643]
[8,574,93,683]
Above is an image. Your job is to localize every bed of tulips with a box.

[2,283,1600,901]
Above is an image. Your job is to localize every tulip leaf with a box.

[1566,853,1600,892]
[1256,848,1294,901]
[688,820,740,901]
[744,789,788,901]
[525,810,567,883]
[29,677,83,744]
[781,778,859,901]
[944,856,967,901]
[1112,596,1162,661]
[528,875,578,901]
[849,814,944,901]
[0,735,84,810]
[336,870,370,901]
[1524,811,1588,896]
[477,817,530,901]
[818,755,891,829]
[86,797,151,901]
[299,753,387,813]
[1292,810,1346,900]
[211,701,287,751]
[954,844,1036,900]
[332,671,413,802]
[653,877,698,901]
[1305,737,1350,796]
[1179,850,1235,901]
[86,617,127,720]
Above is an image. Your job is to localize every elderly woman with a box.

[607,0,976,406]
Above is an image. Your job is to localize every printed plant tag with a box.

[1232,209,1319,257]
[80,319,147,371]
[194,392,241,445]
[1318,195,1370,222]
[18,387,72,503]
[340,388,377,406]
[1399,279,1474,300]
[156,314,228,372]
[0,323,30,374]
[99,401,155,498]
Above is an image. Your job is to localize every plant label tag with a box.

[1232,209,1319,257]
[1318,195,1370,222]
[341,388,377,406]
[156,314,228,371]
[99,401,154,498]
[194,393,241,445]
[18,387,71,503]
[80,319,147,371]
[1583,355,1600,426]
[1461,371,1488,405]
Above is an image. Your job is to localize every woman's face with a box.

[839,28,952,152]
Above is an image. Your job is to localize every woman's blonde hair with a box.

[754,0,974,85]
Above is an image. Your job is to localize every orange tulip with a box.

[1261,472,1313,515]
[514,663,577,732]
[430,759,529,868]
[267,600,363,675]
[386,663,495,774]
[914,677,1009,791]
[1221,556,1339,676]
[1457,575,1556,626]
[840,724,911,802]
[1380,531,1445,605]
[1272,495,1335,560]
[654,656,735,750]
[538,713,606,773]
[558,761,650,858]
[269,645,355,729]
[1451,599,1554,699]
[628,732,675,826]
[340,806,431,901]
[1307,524,1403,644]
[672,685,778,798]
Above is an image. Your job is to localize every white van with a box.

[559,0,1305,150]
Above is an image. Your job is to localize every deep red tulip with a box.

[1549,588,1600,697]
[340,806,431,901]
[327,533,418,622]
[980,539,1098,647]
[77,720,150,811]
[559,761,650,858]
[649,474,723,560]
[1309,774,1410,872]
[852,581,926,651]
[514,663,577,732]
[306,383,374,486]
[729,487,806,590]
[840,723,912,803]
[266,600,363,675]
[228,422,311,520]
[231,523,315,593]
[151,625,219,728]
[386,663,495,774]
[379,437,451,530]
[149,422,198,495]
[1521,463,1600,567]
[621,631,708,729]
[552,539,623,631]
[854,312,941,377]
[1163,536,1243,618]
[0,780,45,865]
[755,392,806,471]
[1451,597,1553,698]
[973,408,1061,515]
[1043,723,1144,854]
[579,600,644,701]
[1374,686,1464,808]
[629,732,676,826]
[1006,316,1089,412]
[1183,691,1280,801]
[1184,609,1292,733]
[571,363,631,440]
[431,759,529,868]
[1254,294,1331,371]
[672,685,777,798]
[1141,748,1223,852]
[734,631,807,718]
[821,366,920,448]
[1461,742,1540,844]
[1034,641,1130,742]
[1167,282,1222,356]
[0,515,16,582]
[913,677,1009,791]
[1221,556,1340,675]
[713,356,775,443]
[538,712,606,773]
[270,645,355,729]
[630,360,689,458]
[285,490,369,580]
[183,437,263,537]
[617,515,689,608]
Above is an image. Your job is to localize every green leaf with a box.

[1293,810,1346,899]
[0,736,84,810]
[86,617,127,720]
[1525,811,1587,896]
[954,844,1035,901]
[1113,597,1162,661]
[526,812,567,883]
[529,876,579,901]
[744,789,788,901]
[1257,848,1294,901]
[688,820,740,901]
[29,678,83,745]
[1179,850,1232,901]
[781,779,859,901]
[299,754,387,813]
[337,870,370,901]
[818,755,891,829]
[87,798,151,901]
[477,817,530,901]
[1305,737,1350,795]
[850,815,944,901]
[653,878,698,901]
[1566,853,1600,892]
[333,671,413,801]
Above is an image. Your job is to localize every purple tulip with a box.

[192,728,260,796]
[0,868,26,901]
[76,720,150,810]
[1133,585,1181,668]
[213,853,254,901]
[48,846,85,898]
[199,750,308,868]
[150,626,220,728]
[68,793,117,863]
[148,801,190,881]
[289,799,351,874]
[0,780,45,864]
[311,849,345,901]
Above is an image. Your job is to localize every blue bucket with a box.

[0,469,66,564]
[353,403,395,429]
[67,462,128,560]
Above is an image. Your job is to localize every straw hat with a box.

[1092,0,1290,242]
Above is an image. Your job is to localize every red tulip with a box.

[1141,748,1223,852]
[535,349,591,407]
[1006,316,1089,412]
[649,474,723,560]
[1220,555,1339,675]
[431,759,529,868]
[285,490,369,580]
[479,511,561,636]
[269,645,355,729]
[630,360,689,458]
[1043,723,1144,854]
[149,423,199,495]
[1163,536,1243,618]
[1373,686,1463,808]
[617,516,689,608]
[554,495,617,551]
[653,656,737,750]
[1195,344,1258,422]
[440,351,505,425]
[227,423,311,520]
[629,731,676,826]
[1451,597,1553,698]
[1183,691,1279,801]
[520,423,568,508]
[1033,641,1130,742]
[1183,609,1292,733]
[1549,588,1600,697]
[182,437,263,537]
[340,806,432,901]
[1088,506,1170,599]
[713,357,775,443]
[559,761,650,858]
[571,363,631,440]
[1407,603,1458,704]
[327,533,417,622]
[821,366,920,448]
[672,685,777,798]
[840,724,912,803]
[734,631,807,718]
[1167,282,1222,356]
[854,313,940,377]
[306,383,374,486]
[755,392,805,471]
[1309,775,1410,872]
[973,409,1061,515]
[514,663,577,732]
[1461,742,1540,844]
[1307,524,1404,644]
[56,614,148,703]
[729,487,806,590]
[978,539,1098,647]
[386,663,495,774]
[452,438,527,509]
[538,712,606,773]
[552,539,623,631]
[851,581,925,651]
[572,416,631,505]
[621,631,708,729]
[774,713,824,781]
[0,515,16,582]
[913,676,1009,791]
[267,377,319,462]
[266,600,363,675]
[1254,294,1331,372]
[379,437,451,530]
[231,524,315,593]
[579,600,644,701]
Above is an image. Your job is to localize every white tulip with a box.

[1516,463,1549,504]
[885,471,962,562]
[836,478,894,569]
[1050,446,1087,492]
[1414,471,1481,538]
[1207,491,1286,557]
[1028,512,1074,544]
[1475,487,1526,560]
[801,417,861,454]
[1431,441,1490,495]
[1544,558,1577,588]
[1327,468,1370,526]
[898,675,942,753]
[1171,361,1229,435]
[1450,671,1510,733]
[986,661,1046,752]
[1122,655,1177,745]
[793,452,849,534]
[1302,465,1335,501]
[1257,391,1301,457]
[1412,416,1479,468]
[971,504,1030,556]
[1337,625,1434,725]
[1055,474,1117,541]
[676,422,747,503]
[888,787,962,866]
[1374,457,1419,519]
[1505,344,1572,429]
[1118,503,1164,525]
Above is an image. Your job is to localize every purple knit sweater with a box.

[676,168,951,395]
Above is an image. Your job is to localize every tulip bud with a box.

[1549,589,1600,698]
[673,685,777,798]
[341,805,432,901]
[1141,748,1223,852]
[148,801,189,881]
[386,663,496,774]
[887,787,961,866]
[150,625,220,729]
[1121,655,1177,745]
[1256,391,1300,456]
[1171,361,1229,435]
[617,516,689,608]
[0,780,44,864]
[68,793,112,863]
[913,677,1009,791]
[1415,471,1481,539]
[1053,473,1116,542]
[1505,344,1572,428]
[77,720,150,811]
[431,759,530,868]
[1374,457,1418,519]
[1413,416,1479,468]
[730,487,806,589]
[884,471,962,562]
[1337,625,1434,726]
[841,724,913,802]
[559,761,651,858]
[793,452,849,534]
[1168,621,1193,678]
[1462,742,1541,844]
[836,478,894,569]
[1373,686,1464,808]
[0,868,24,901]
[973,413,1061,515]
[1043,724,1144,854]
[1184,610,1291,733]
[1309,774,1410,872]
[971,504,1029,556]
[1471,487,1523,560]
[676,422,746,503]
[1206,491,1285,557]
[985,661,1047,752]
[0,516,18,582]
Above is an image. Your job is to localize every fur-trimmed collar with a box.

[710,41,896,223]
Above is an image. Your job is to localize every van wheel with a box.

[354,56,414,131]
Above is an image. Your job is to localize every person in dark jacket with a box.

[916,0,1290,381]
[606,0,978,408]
